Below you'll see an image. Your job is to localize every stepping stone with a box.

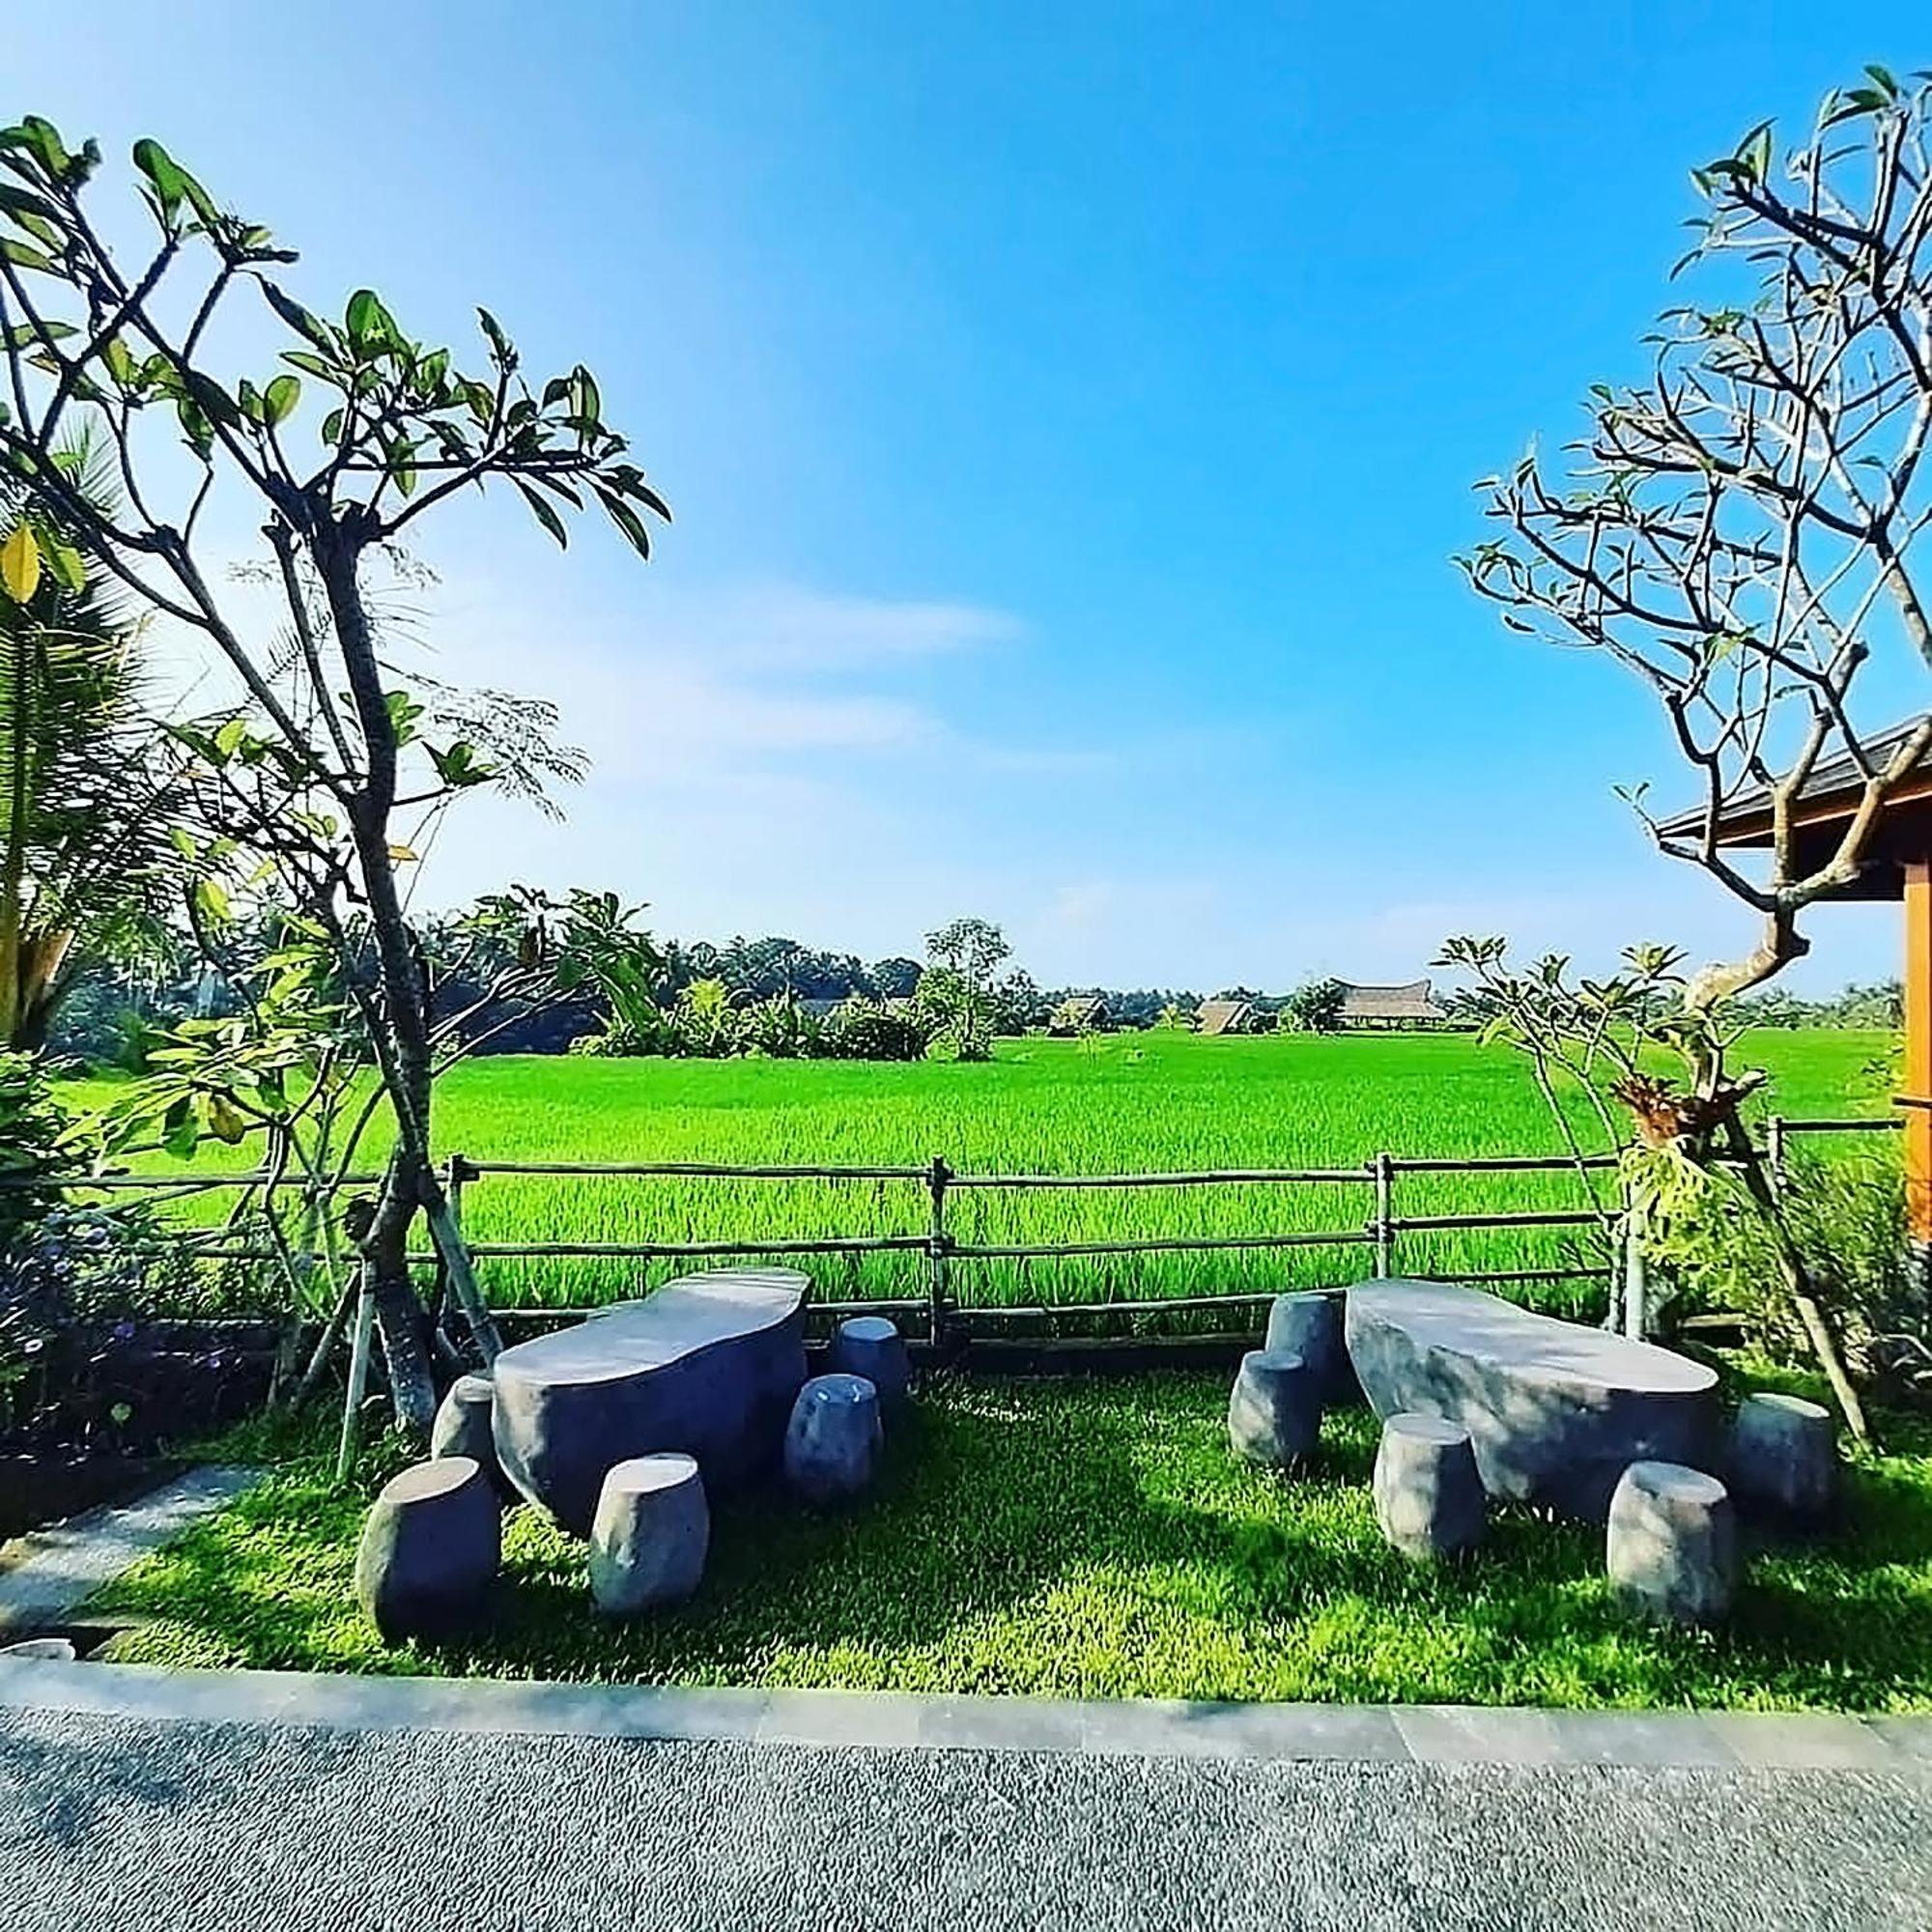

[1373,1412,1486,1559]
[1264,1292,1352,1405]
[1727,1392,1838,1523]
[1346,1280,1719,1520]
[1227,1348,1320,1466]
[430,1373,513,1499]
[354,1457,499,1645]
[828,1316,911,1406]
[492,1268,810,1533]
[588,1454,709,1615]
[783,1374,883,1505]
[1605,1460,1736,1627]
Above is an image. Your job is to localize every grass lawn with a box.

[96,1369,1932,1710]
[64,1027,1900,1316]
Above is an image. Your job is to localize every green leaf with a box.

[277,350,333,380]
[2,320,76,349]
[0,238,54,273]
[131,136,189,219]
[45,542,85,595]
[15,117,71,179]
[262,372,300,426]
[193,875,232,925]
[344,287,397,353]
[514,477,569,548]
[595,487,654,559]
[0,183,61,227]
[261,283,336,353]
[476,307,517,371]
[184,370,241,429]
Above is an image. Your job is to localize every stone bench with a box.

[1227,1348,1321,1466]
[828,1315,911,1406]
[1373,1412,1486,1559]
[1728,1391,1837,1523]
[1346,1280,1719,1520]
[589,1454,710,1615]
[355,1456,499,1644]
[783,1374,883,1505]
[491,1268,809,1533]
[1606,1460,1736,1626]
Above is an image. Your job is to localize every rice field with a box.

[71,1027,1897,1319]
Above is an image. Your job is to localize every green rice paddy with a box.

[71,1027,1898,1318]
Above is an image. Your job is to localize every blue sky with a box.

[15,4,1927,990]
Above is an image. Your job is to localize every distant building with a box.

[1336,979,1450,1030]
[1047,994,1110,1036]
[1195,997,1258,1037]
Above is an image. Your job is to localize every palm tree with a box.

[0,440,180,1052]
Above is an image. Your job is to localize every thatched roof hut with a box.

[1195,997,1256,1037]
[1336,979,1448,1029]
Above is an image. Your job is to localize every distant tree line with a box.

[45,899,1904,1074]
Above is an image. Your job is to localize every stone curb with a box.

[0,1658,1926,1770]
[0,1465,259,1634]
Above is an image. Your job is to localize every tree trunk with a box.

[312,517,449,1439]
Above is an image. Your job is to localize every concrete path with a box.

[0,1466,257,1634]
[4,1662,1929,1931]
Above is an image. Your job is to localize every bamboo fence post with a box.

[1372,1151,1393,1277]
[1767,1115,1787,1198]
[335,1263,376,1483]
[422,1152,500,1363]
[926,1155,952,1348]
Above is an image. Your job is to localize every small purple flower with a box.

[111,1321,136,1343]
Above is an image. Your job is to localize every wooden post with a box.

[422,1153,500,1364]
[1620,1212,1648,1339]
[1906,859,1932,1253]
[1372,1151,1393,1278]
[1765,1115,1787,1199]
[335,1263,375,1483]
[926,1156,952,1349]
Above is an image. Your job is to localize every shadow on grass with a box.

[93,1372,1932,1709]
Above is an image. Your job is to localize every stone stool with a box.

[828,1315,911,1406]
[1727,1392,1837,1523]
[1605,1461,1735,1627]
[784,1374,884,1505]
[355,1456,499,1644]
[1227,1349,1320,1466]
[1373,1412,1486,1559]
[430,1373,513,1500]
[1264,1292,1351,1406]
[589,1454,710,1615]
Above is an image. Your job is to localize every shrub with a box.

[1645,1149,1924,1382]
[825,1000,928,1063]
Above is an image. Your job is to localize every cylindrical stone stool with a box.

[1727,1392,1837,1523]
[1227,1349,1320,1466]
[1373,1412,1486,1559]
[430,1372,513,1500]
[355,1456,500,1644]
[1264,1293,1351,1406]
[1605,1461,1735,1627]
[588,1453,710,1615]
[828,1315,911,1407]
[784,1373,884,1505]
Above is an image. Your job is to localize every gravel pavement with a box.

[6,1701,1931,1931]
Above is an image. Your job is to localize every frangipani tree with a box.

[1446,68,1932,1440]
[0,116,669,1429]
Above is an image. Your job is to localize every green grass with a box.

[96,1370,1932,1709]
[67,1027,1898,1315]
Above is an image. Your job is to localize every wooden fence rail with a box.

[16,1113,1903,1344]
